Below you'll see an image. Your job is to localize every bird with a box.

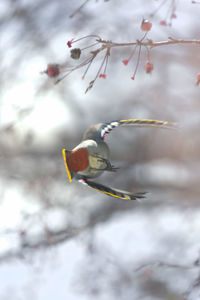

[62,118,175,200]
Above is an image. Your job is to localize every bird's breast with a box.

[67,147,89,173]
[71,140,110,178]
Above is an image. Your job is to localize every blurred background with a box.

[1,0,200,299]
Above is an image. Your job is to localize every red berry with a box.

[171,13,177,19]
[144,61,154,74]
[99,74,106,79]
[122,59,129,66]
[46,64,60,77]
[141,19,152,31]
[160,20,167,26]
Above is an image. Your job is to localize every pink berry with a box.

[160,20,167,26]
[46,64,60,77]
[141,19,152,31]
[144,61,154,74]
[171,13,177,19]
[99,74,106,79]
[122,59,129,66]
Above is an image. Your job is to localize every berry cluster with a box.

[122,19,154,80]
[42,20,154,92]
[41,15,200,91]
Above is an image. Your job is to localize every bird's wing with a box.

[79,178,146,200]
[100,119,176,140]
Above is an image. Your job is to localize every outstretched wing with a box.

[79,178,146,200]
[100,119,176,140]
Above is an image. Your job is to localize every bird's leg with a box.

[90,154,119,172]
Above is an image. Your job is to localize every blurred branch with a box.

[0,197,139,263]
[69,0,111,18]
[183,251,200,298]
[69,0,90,18]
[134,260,197,272]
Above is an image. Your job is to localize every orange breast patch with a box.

[67,148,89,172]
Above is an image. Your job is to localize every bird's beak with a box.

[62,148,72,183]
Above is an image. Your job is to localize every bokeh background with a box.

[1,0,200,299]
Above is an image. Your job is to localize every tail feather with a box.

[100,118,176,139]
[79,178,146,200]
[119,119,176,129]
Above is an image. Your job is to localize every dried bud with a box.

[195,73,200,86]
[45,64,60,77]
[144,61,154,74]
[70,48,81,60]
[141,19,152,31]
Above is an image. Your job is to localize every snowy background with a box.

[1,0,200,299]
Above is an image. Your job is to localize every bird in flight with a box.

[62,119,175,200]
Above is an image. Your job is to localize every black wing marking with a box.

[79,178,146,200]
[100,118,176,140]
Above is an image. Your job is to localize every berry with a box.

[99,74,106,79]
[46,64,60,77]
[160,20,167,26]
[144,61,154,74]
[171,13,177,19]
[122,59,129,66]
[141,19,152,31]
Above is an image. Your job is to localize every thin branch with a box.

[134,260,197,272]
[69,0,90,18]
[44,36,200,90]
[97,37,200,49]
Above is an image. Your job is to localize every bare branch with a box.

[69,0,90,18]
[97,37,200,49]
[42,32,200,92]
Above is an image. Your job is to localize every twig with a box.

[97,37,200,49]
[134,260,196,272]
[44,36,200,91]
[69,0,90,18]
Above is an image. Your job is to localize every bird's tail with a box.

[100,118,177,139]
[79,178,146,201]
